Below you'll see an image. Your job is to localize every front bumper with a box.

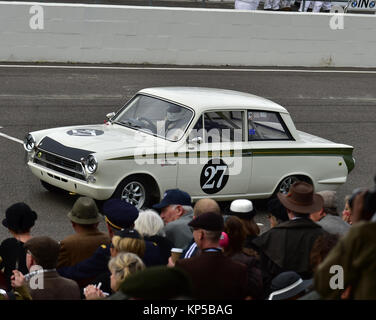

[28,161,114,200]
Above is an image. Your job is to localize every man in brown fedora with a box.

[252,181,326,298]
[57,197,110,268]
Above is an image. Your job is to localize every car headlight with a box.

[24,134,35,152]
[85,155,98,174]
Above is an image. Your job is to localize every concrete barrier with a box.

[0,2,375,67]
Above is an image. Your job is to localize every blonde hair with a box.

[108,252,145,290]
[134,209,165,237]
[111,235,146,258]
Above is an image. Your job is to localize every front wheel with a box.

[113,177,151,209]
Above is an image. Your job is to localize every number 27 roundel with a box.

[200,159,229,194]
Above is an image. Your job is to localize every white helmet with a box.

[166,105,184,122]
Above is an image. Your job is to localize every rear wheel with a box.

[275,175,312,195]
[278,176,300,194]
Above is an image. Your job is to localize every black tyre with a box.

[274,175,312,196]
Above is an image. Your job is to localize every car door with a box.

[245,110,295,196]
[177,110,252,198]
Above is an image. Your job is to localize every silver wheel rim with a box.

[279,176,299,194]
[121,181,146,208]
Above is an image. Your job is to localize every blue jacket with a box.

[57,240,166,281]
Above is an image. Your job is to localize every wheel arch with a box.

[273,172,314,195]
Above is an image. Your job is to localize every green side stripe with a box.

[252,148,353,156]
[107,150,237,161]
[342,153,355,173]
[107,148,353,160]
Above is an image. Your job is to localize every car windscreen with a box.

[113,95,194,141]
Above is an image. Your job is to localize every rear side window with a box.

[192,111,245,143]
[248,111,291,141]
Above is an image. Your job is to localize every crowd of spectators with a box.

[119,0,337,12]
[133,0,337,13]
[235,0,333,12]
[0,177,375,300]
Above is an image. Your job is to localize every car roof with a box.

[138,87,288,113]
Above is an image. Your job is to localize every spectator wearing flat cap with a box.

[0,202,37,290]
[11,236,80,300]
[182,198,222,260]
[153,189,194,249]
[309,191,350,236]
[57,197,110,268]
[252,182,326,298]
[57,199,139,286]
[175,212,249,300]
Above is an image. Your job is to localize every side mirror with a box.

[106,112,115,121]
[187,136,203,144]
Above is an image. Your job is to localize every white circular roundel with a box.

[200,159,229,194]
[67,129,104,136]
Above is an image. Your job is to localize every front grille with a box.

[44,152,81,172]
[33,148,86,181]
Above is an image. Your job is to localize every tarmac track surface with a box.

[0,63,375,240]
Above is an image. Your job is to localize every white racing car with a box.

[24,87,355,208]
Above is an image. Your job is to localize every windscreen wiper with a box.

[117,120,141,129]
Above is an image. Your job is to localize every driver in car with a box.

[164,105,188,141]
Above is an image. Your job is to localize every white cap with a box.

[228,199,255,219]
[230,199,254,213]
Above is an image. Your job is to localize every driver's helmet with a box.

[166,105,185,122]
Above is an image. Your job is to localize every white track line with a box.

[1,64,376,74]
[0,127,23,144]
